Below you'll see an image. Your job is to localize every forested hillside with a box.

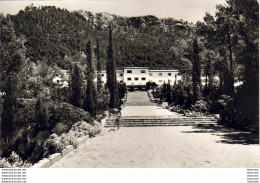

[10,5,194,71]
[0,1,258,167]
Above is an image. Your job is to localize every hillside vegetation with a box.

[10,5,194,72]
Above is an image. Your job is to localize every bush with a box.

[70,121,92,137]
[0,152,32,168]
[60,132,79,148]
[90,121,102,137]
[48,102,94,128]
[43,133,66,157]
[69,120,102,138]
[52,122,69,136]
[15,100,94,129]
[191,100,209,113]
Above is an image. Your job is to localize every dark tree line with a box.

[157,0,259,132]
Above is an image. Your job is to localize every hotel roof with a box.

[123,67,150,69]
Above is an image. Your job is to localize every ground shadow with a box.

[182,125,259,145]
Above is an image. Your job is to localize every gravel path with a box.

[51,127,260,168]
[121,106,184,117]
[122,91,182,117]
[51,92,259,168]
[125,91,157,106]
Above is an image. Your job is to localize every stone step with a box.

[119,118,216,120]
[111,117,216,119]
[106,121,217,124]
[104,121,218,125]
[104,123,216,127]
[104,115,218,128]
[106,120,217,123]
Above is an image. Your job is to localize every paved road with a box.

[51,127,260,168]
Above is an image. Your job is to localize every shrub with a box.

[15,100,94,129]
[108,108,118,114]
[91,121,102,137]
[60,132,79,148]
[52,122,69,136]
[0,152,32,168]
[43,134,65,157]
[70,121,92,137]
[48,102,94,128]
[69,120,102,138]
[191,100,209,113]
[0,158,12,168]
[4,99,94,164]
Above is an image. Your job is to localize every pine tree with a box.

[69,64,83,108]
[83,41,97,117]
[106,25,119,108]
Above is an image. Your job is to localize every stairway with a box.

[104,116,218,127]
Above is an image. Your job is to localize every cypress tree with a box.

[191,38,202,103]
[106,25,119,108]
[69,64,83,108]
[1,75,16,145]
[96,38,102,93]
[35,96,49,131]
[0,15,25,148]
[84,41,97,117]
[166,81,172,103]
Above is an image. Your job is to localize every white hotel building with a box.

[95,67,181,87]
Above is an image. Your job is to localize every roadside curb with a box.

[30,136,89,168]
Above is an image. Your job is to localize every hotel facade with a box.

[95,67,181,87]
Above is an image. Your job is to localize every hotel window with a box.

[101,74,104,77]
[135,77,139,81]
[141,77,146,81]
[127,77,132,81]
[141,70,146,73]
[57,80,60,84]
[127,70,132,73]
[149,73,153,76]
[120,80,123,83]
[168,73,172,76]
[159,80,163,83]
[120,73,123,76]
[159,73,162,76]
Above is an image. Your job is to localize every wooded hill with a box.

[10,5,195,72]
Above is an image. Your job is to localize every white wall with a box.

[94,68,181,86]
[149,70,179,85]
[123,68,149,86]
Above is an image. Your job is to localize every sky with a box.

[0,0,227,23]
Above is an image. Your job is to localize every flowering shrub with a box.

[70,121,102,138]
[191,100,209,113]
[0,152,32,168]
[40,120,102,160]
[70,121,92,136]
[169,105,183,113]
[52,122,69,136]
[0,158,12,168]
[60,132,79,148]
[90,121,102,137]
[43,134,65,157]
